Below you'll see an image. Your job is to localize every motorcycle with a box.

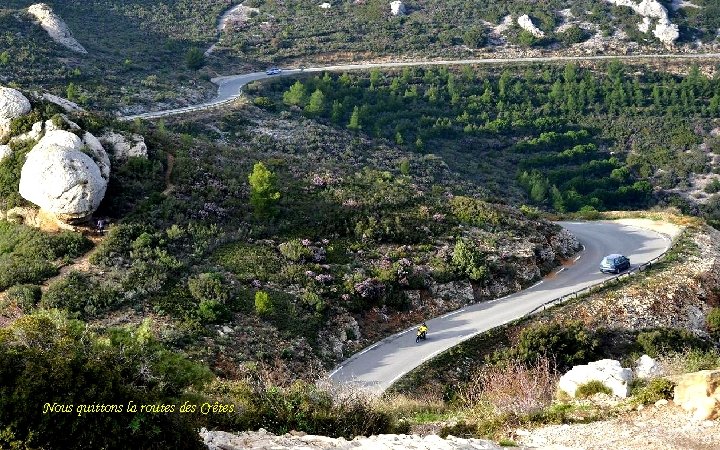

[415,329,427,343]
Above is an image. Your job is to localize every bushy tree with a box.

[185,47,205,70]
[248,162,281,216]
[283,81,307,106]
[500,321,600,372]
[305,88,326,115]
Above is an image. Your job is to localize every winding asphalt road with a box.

[329,221,672,393]
[120,52,720,121]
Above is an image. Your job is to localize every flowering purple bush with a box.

[315,274,333,284]
[353,278,385,300]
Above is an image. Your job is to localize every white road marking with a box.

[357,342,380,356]
[557,267,566,274]
[440,308,465,319]
[531,280,544,288]
[574,254,582,262]
[329,365,343,377]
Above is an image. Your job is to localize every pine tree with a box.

[304,89,325,115]
[283,81,307,106]
[248,162,281,216]
[347,106,361,131]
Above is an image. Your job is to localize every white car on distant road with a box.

[265,67,282,75]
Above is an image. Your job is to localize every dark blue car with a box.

[600,254,630,274]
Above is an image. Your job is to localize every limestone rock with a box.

[558,359,633,398]
[635,354,663,379]
[390,1,406,16]
[638,16,652,33]
[81,131,111,180]
[0,144,11,162]
[653,19,680,45]
[517,14,545,38]
[100,131,148,162]
[606,0,679,45]
[430,280,475,304]
[41,93,83,113]
[27,3,88,54]
[0,86,31,141]
[19,130,108,221]
[673,369,720,420]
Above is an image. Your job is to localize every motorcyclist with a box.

[417,322,428,337]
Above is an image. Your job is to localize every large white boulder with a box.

[635,354,663,379]
[27,3,88,54]
[19,130,108,221]
[390,1,406,16]
[0,87,31,141]
[100,131,148,162]
[517,14,545,38]
[558,359,633,398]
[653,19,680,45]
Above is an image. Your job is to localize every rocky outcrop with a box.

[27,3,88,54]
[558,359,633,398]
[635,354,662,379]
[390,1,406,16]
[100,131,148,162]
[19,129,109,221]
[0,87,31,141]
[430,280,475,304]
[517,14,545,38]
[41,93,83,113]
[201,428,504,450]
[606,0,679,45]
[673,369,720,420]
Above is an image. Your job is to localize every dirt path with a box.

[41,234,104,292]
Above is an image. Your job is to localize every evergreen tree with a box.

[248,162,281,216]
[283,81,307,106]
[185,47,205,70]
[305,89,326,115]
[347,106,361,131]
[331,100,343,123]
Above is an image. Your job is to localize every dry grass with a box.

[458,356,559,416]
[656,349,720,377]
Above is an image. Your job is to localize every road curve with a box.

[120,52,720,121]
[329,221,671,393]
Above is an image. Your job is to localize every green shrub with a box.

[636,328,709,357]
[41,272,122,319]
[5,284,42,312]
[0,311,211,450]
[278,239,312,262]
[188,272,229,304]
[254,290,273,316]
[451,239,489,281]
[497,321,599,372]
[707,307,720,335]
[214,243,282,282]
[632,378,676,405]
[574,380,612,398]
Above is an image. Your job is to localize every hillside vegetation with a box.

[250,60,720,222]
